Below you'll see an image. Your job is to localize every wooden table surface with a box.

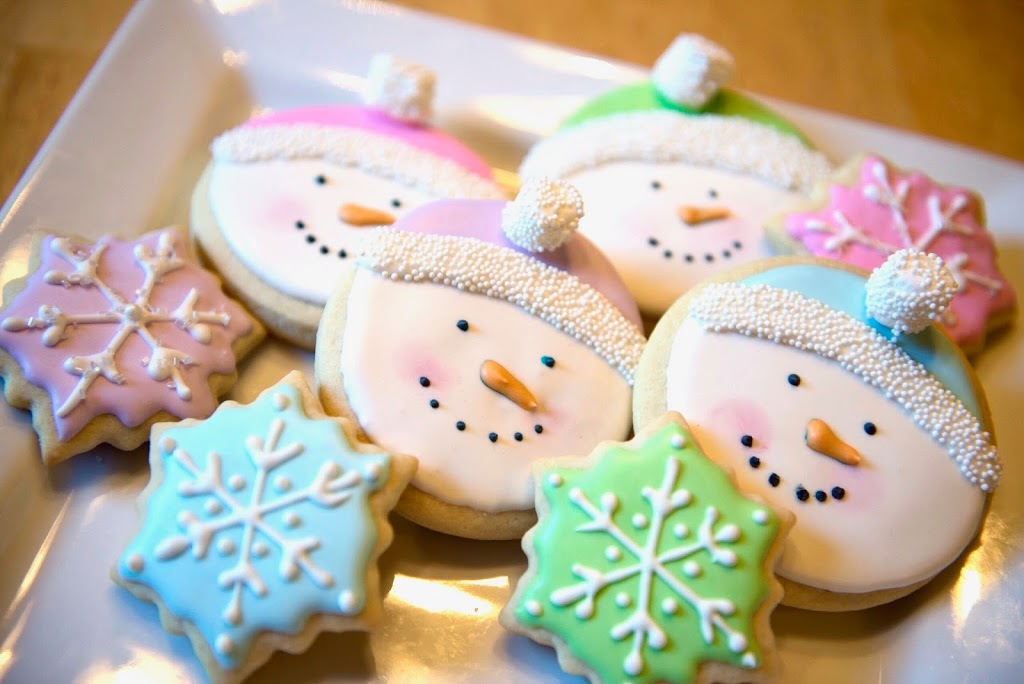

[2,0,1023,207]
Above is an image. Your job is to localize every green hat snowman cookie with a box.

[520,34,832,317]
[634,249,1001,611]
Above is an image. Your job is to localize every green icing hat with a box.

[520,34,830,192]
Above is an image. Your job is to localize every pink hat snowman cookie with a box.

[634,250,1001,611]
[766,153,1017,355]
[315,178,646,540]
[519,34,832,318]
[191,54,504,349]
[0,228,263,464]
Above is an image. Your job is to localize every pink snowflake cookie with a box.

[0,228,264,463]
[766,153,1016,354]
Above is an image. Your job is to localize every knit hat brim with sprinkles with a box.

[356,179,647,384]
[519,34,831,192]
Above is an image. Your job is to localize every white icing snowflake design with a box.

[0,230,232,417]
[117,384,391,670]
[551,456,754,676]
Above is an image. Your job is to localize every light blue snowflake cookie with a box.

[113,371,416,683]
[501,412,792,684]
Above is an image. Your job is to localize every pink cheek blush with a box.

[259,197,309,228]
[708,398,774,454]
[398,346,451,392]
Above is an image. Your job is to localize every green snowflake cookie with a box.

[503,412,789,684]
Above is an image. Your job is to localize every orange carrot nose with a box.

[805,418,861,466]
[678,205,731,226]
[480,359,538,412]
[338,203,396,227]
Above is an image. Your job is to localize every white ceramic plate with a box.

[1,1,1022,682]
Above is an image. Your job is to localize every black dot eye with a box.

[534,424,544,434]
[864,422,878,436]
[650,180,662,190]
[456,421,466,431]
[456,319,469,332]
[429,399,439,409]
[740,434,753,448]
[541,355,555,368]
[787,373,801,387]
[419,377,430,387]
[390,198,402,208]
[708,188,718,199]
[314,174,327,185]
[295,220,305,230]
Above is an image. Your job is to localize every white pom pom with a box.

[865,249,957,336]
[652,34,734,110]
[502,178,584,253]
[364,54,435,124]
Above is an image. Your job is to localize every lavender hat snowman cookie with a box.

[520,34,832,318]
[634,250,1001,611]
[315,178,646,540]
[191,54,504,348]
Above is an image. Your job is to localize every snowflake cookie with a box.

[113,371,416,684]
[0,228,264,464]
[501,412,791,684]
[765,153,1016,355]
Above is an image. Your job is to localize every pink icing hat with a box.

[357,179,647,383]
[210,54,500,199]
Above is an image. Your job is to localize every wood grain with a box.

[1,0,1022,208]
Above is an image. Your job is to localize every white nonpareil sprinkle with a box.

[358,228,646,384]
[689,282,1001,491]
[652,34,734,110]
[865,249,957,336]
[502,177,584,252]
[211,124,503,200]
[519,110,832,192]
[364,54,435,124]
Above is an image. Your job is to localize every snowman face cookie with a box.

[634,256,1000,607]
[568,161,794,314]
[340,276,632,512]
[209,159,436,304]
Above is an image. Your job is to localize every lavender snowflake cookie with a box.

[0,228,264,463]
[501,412,791,684]
[113,371,416,683]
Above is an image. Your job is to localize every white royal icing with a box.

[665,318,985,592]
[339,272,632,512]
[564,161,791,313]
[652,34,734,109]
[865,249,957,335]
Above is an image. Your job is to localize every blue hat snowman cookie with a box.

[634,249,1000,611]
[520,34,832,317]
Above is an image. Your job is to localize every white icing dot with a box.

[284,512,301,528]
[673,523,689,538]
[158,437,176,454]
[716,523,741,543]
[126,554,144,573]
[547,473,564,488]
[205,500,223,515]
[669,434,686,449]
[338,590,359,615]
[729,632,748,653]
[525,600,543,617]
[271,393,290,411]
[689,281,1001,491]
[252,542,269,558]
[228,474,245,491]
[752,509,769,525]
[684,561,702,577]
[364,462,382,483]
[632,513,648,529]
[605,545,623,562]
[217,538,236,556]
[661,598,679,615]
[741,652,757,668]
[274,475,292,492]
[215,634,234,655]
[615,592,632,608]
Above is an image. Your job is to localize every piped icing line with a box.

[519,111,831,192]
[688,282,1000,491]
[211,124,503,200]
[357,227,646,384]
